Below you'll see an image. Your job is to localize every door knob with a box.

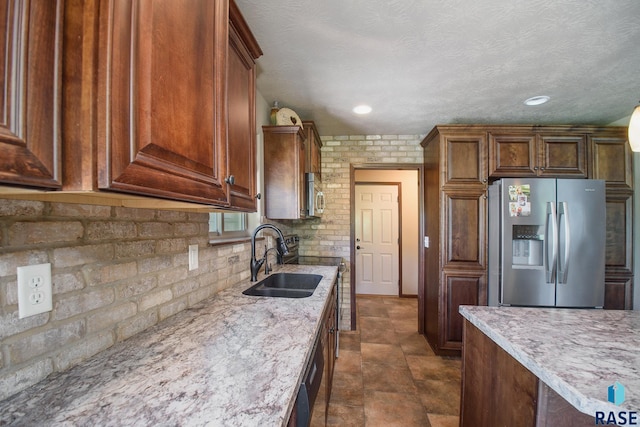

[224,175,235,185]
[356,245,362,250]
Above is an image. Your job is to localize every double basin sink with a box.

[243,273,323,298]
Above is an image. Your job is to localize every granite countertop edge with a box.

[0,264,339,427]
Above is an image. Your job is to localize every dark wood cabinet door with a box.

[96,0,228,205]
[226,3,261,211]
[443,133,487,185]
[442,271,484,350]
[590,133,633,190]
[604,276,633,310]
[263,126,306,219]
[605,191,633,275]
[537,133,587,177]
[0,1,63,189]
[303,121,322,177]
[488,132,537,177]
[442,188,487,269]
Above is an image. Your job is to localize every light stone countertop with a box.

[459,305,640,417]
[0,264,338,426]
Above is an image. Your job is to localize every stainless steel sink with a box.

[243,273,322,298]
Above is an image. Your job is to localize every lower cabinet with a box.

[288,279,337,427]
[311,280,337,426]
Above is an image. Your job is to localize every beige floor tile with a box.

[330,371,364,407]
[362,362,418,393]
[415,379,461,415]
[427,413,460,427]
[364,390,430,427]
[334,349,362,374]
[405,354,461,382]
[326,403,366,426]
[361,342,407,366]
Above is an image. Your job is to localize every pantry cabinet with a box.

[3,0,261,211]
[0,1,63,189]
[589,131,634,309]
[422,126,488,355]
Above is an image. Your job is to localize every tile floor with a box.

[328,296,461,426]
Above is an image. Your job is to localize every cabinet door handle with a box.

[224,175,235,185]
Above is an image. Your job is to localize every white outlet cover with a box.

[188,245,199,271]
[17,263,53,319]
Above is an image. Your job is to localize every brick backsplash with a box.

[0,200,251,401]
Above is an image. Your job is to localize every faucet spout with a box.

[250,224,289,281]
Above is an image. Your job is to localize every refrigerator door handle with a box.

[545,202,558,283]
[558,202,571,284]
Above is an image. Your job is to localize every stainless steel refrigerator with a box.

[488,178,605,308]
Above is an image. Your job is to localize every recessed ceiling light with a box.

[353,105,372,114]
[524,96,550,106]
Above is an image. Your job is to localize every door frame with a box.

[354,182,402,297]
[349,164,425,331]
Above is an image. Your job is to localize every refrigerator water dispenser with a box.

[512,225,543,267]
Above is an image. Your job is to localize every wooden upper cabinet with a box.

[0,1,63,189]
[263,126,307,219]
[226,1,262,211]
[537,132,587,177]
[590,132,633,190]
[488,133,537,177]
[302,121,322,178]
[443,133,487,185]
[489,130,587,178]
[95,0,229,205]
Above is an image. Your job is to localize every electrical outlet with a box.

[188,245,199,271]
[17,263,53,319]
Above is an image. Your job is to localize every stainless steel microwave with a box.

[306,173,325,217]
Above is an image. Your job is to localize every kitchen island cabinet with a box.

[459,305,639,426]
[0,264,338,426]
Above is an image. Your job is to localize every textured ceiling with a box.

[234,0,640,136]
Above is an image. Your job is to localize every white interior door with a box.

[355,184,399,295]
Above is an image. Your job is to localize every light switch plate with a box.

[17,263,53,318]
